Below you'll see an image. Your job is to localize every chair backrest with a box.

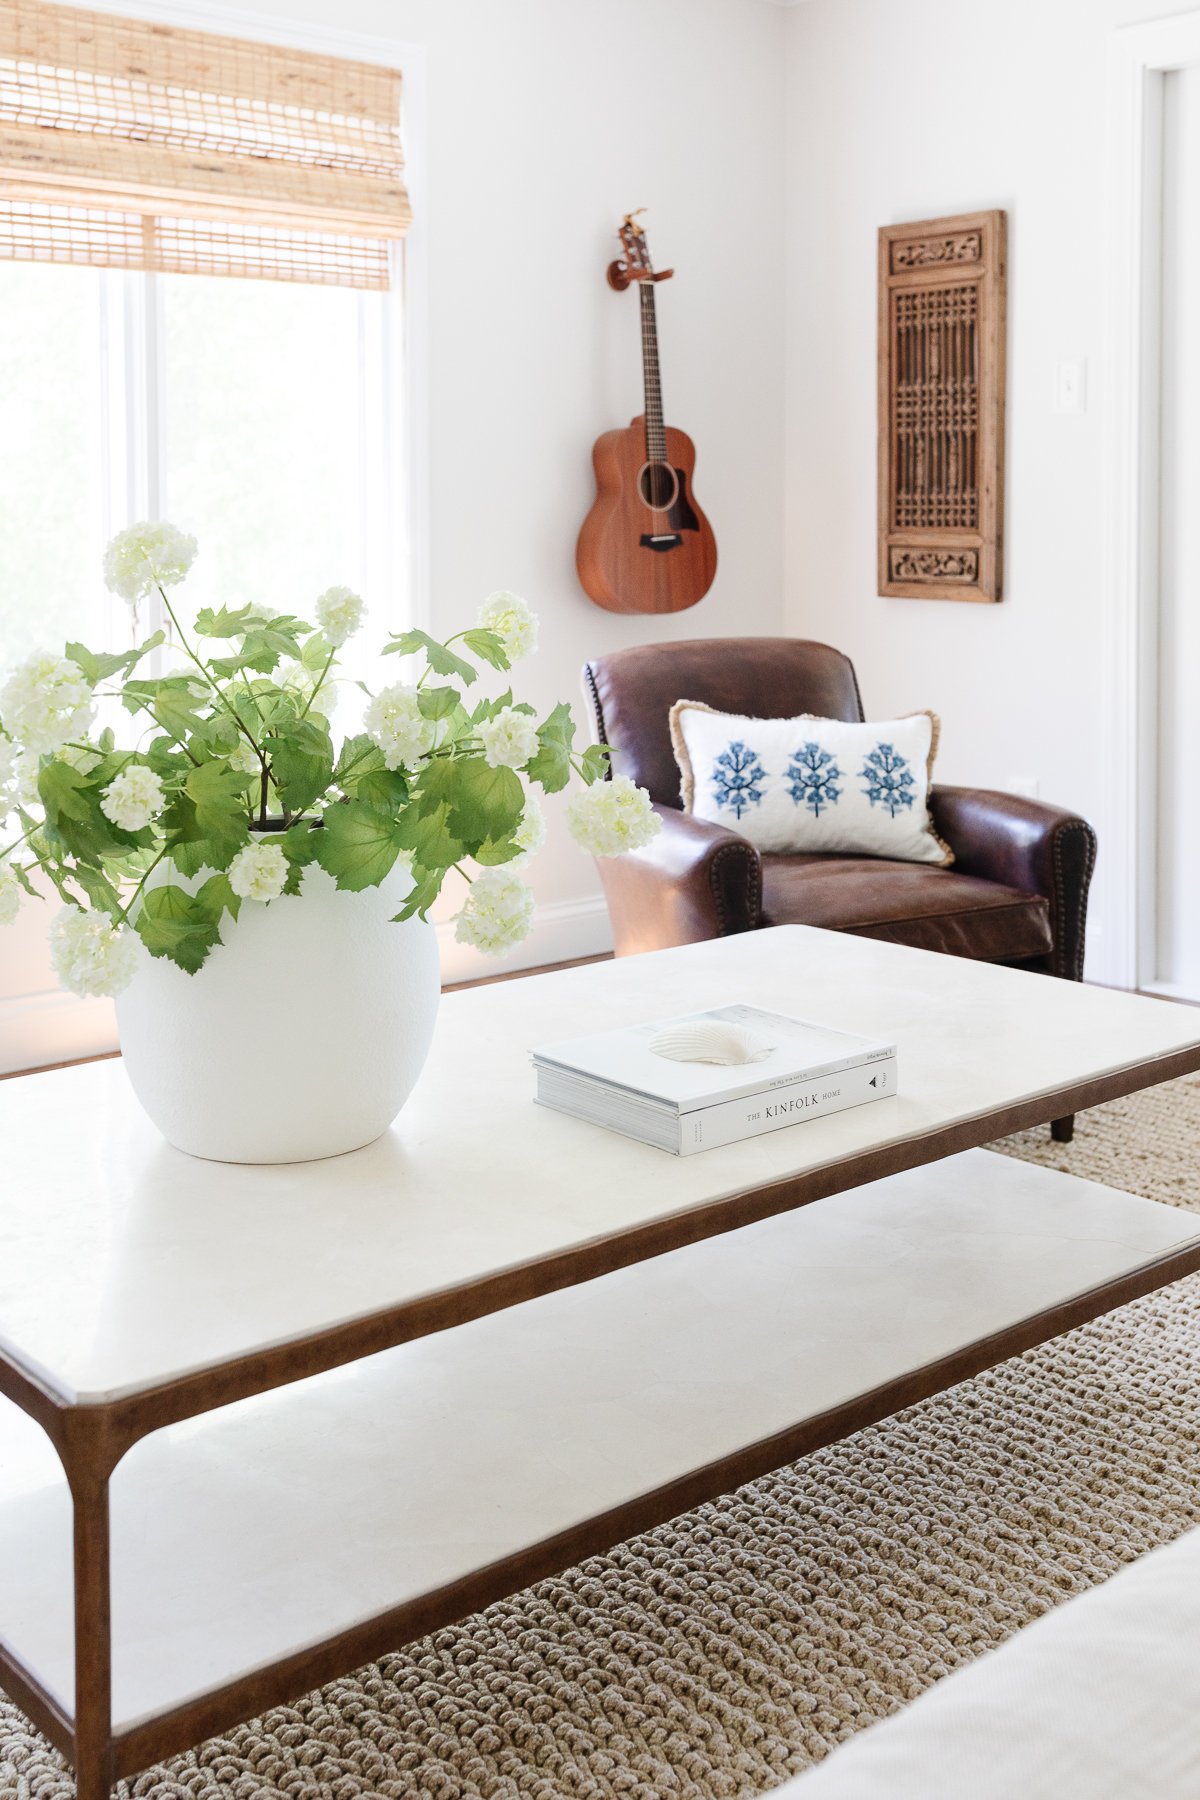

[583,638,865,807]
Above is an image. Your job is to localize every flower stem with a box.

[297,648,336,721]
[117,846,168,924]
[157,583,261,758]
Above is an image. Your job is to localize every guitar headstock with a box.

[607,210,674,291]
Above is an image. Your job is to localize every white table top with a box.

[1,926,1198,1407]
[0,1149,1196,1730]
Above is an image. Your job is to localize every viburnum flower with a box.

[510,792,545,865]
[0,652,94,755]
[100,763,164,833]
[0,733,16,790]
[13,755,41,812]
[228,841,289,904]
[566,773,661,857]
[0,862,21,926]
[227,735,262,776]
[315,585,365,648]
[455,866,535,955]
[363,682,440,771]
[478,590,538,662]
[103,522,197,606]
[477,706,538,770]
[49,908,140,997]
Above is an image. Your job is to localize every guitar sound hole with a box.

[638,461,679,512]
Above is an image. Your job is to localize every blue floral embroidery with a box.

[787,742,842,817]
[711,741,767,819]
[860,742,916,816]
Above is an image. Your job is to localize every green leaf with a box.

[472,835,521,867]
[460,628,511,672]
[186,759,251,844]
[280,821,322,868]
[207,617,309,679]
[70,862,125,921]
[67,630,166,686]
[194,604,255,639]
[161,759,249,877]
[356,767,409,810]
[196,871,241,925]
[333,733,385,790]
[135,883,223,974]
[524,701,576,793]
[392,863,443,921]
[383,628,476,686]
[580,742,612,785]
[313,801,407,891]
[38,762,143,866]
[392,799,463,873]
[470,688,514,725]
[417,685,463,721]
[263,717,334,813]
[123,676,208,743]
[300,633,334,671]
[412,755,523,853]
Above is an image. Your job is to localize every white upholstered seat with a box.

[778,1526,1200,1799]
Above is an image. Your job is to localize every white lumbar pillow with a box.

[670,702,953,865]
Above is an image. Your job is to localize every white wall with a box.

[232,0,789,981]
[1,0,787,1071]
[781,0,1196,983]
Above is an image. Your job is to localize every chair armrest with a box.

[594,805,762,957]
[929,786,1097,980]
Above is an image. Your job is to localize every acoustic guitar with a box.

[576,213,717,614]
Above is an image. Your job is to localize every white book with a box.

[536,1054,896,1155]
[532,1004,897,1155]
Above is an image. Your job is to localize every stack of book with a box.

[532,1003,897,1155]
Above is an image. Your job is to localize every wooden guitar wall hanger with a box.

[576,211,717,613]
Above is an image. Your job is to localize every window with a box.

[0,1,413,1069]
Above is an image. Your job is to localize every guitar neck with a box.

[639,283,668,464]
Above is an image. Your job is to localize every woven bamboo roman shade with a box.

[0,0,410,287]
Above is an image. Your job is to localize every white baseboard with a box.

[437,893,613,985]
[0,990,119,1078]
[0,895,614,1078]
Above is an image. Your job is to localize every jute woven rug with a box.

[4,1076,1200,1799]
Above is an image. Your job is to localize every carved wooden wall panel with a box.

[878,210,1006,602]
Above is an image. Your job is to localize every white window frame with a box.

[1101,11,1200,995]
[0,0,427,1075]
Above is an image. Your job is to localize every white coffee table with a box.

[2,925,1199,1799]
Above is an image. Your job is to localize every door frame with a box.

[1105,11,1200,995]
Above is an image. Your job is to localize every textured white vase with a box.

[115,861,441,1164]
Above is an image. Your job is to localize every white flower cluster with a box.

[315,585,365,648]
[100,763,164,834]
[0,862,21,926]
[49,908,140,998]
[228,841,289,903]
[478,591,538,662]
[477,706,538,771]
[455,867,535,956]
[566,774,661,858]
[0,652,93,756]
[510,792,545,865]
[103,522,197,606]
[364,683,442,771]
[227,735,262,776]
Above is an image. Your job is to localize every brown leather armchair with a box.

[583,639,1097,1142]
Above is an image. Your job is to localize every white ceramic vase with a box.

[115,861,441,1164]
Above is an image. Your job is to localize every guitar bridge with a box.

[640,533,683,553]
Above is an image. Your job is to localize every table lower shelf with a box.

[1,1147,1198,1766]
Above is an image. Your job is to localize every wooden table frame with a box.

[3,1044,1200,1800]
